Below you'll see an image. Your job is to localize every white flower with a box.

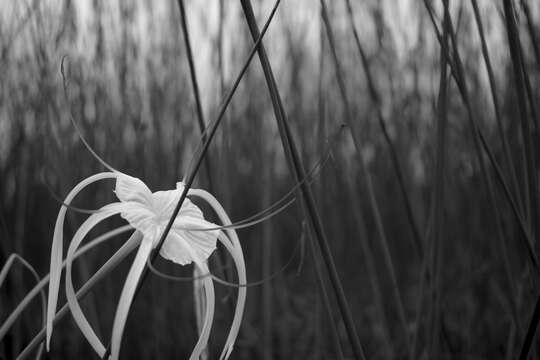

[46,171,246,360]
[110,173,219,266]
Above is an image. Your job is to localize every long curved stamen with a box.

[40,173,100,214]
[65,206,130,357]
[193,266,206,347]
[110,238,154,360]
[214,232,245,360]
[60,56,117,173]
[190,262,215,360]
[46,172,118,350]
[179,127,334,232]
[188,189,246,360]
[18,232,142,360]
[0,226,132,344]
[176,198,294,233]
[147,236,300,288]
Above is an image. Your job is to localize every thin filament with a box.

[60,56,117,173]
[147,231,300,288]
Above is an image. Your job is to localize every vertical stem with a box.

[520,0,540,72]
[425,0,524,347]
[262,150,273,360]
[177,0,214,192]
[239,1,367,358]
[320,0,411,356]
[352,191,395,357]
[307,225,346,360]
[430,3,449,354]
[344,0,424,259]
[453,0,523,335]
[314,19,326,360]
[176,0,232,292]
[502,0,538,243]
[215,0,235,288]
[470,0,523,217]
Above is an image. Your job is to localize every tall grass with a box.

[1,0,540,359]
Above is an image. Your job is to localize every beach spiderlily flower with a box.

[46,171,246,360]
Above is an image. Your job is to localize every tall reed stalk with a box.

[314,37,345,359]
[343,0,424,259]
[470,0,522,217]
[176,0,233,301]
[519,0,540,71]
[421,3,538,273]
[320,0,411,357]
[239,0,366,358]
[422,0,525,354]
[176,0,214,193]
[502,0,538,243]
[429,2,449,354]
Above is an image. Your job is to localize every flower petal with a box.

[116,202,157,240]
[110,237,154,360]
[159,225,217,266]
[152,186,202,220]
[159,206,219,266]
[151,189,181,217]
[47,172,117,350]
[114,173,153,206]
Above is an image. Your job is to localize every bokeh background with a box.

[1,0,540,359]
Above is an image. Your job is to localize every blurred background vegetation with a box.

[1,0,540,359]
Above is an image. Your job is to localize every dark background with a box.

[1,0,540,359]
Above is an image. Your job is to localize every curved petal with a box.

[177,197,205,218]
[65,205,127,357]
[159,229,216,266]
[158,204,219,266]
[188,189,246,360]
[190,262,215,360]
[114,173,153,206]
[151,189,181,218]
[46,171,118,350]
[116,202,157,240]
[110,238,153,360]
[153,187,203,220]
